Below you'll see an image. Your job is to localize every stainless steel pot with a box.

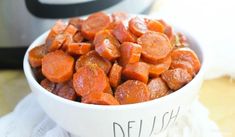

[0,0,154,68]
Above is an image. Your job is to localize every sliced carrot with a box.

[40,79,55,92]
[109,63,123,88]
[122,62,149,84]
[69,17,84,31]
[82,92,119,105]
[115,80,150,104]
[81,12,111,40]
[129,17,148,37]
[64,24,78,36]
[42,50,74,83]
[67,42,91,55]
[73,64,108,97]
[145,19,164,33]
[29,45,47,68]
[137,31,172,63]
[112,22,136,43]
[148,55,172,77]
[73,32,84,43]
[118,42,142,66]
[47,34,66,52]
[161,68,192,90]
[75,51,111,74]
[147,77,169,99]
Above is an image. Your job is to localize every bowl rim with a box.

[23,15,207,111]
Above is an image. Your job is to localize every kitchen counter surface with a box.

[0,71,235,137]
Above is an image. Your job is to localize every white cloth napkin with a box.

[0,94,222,137]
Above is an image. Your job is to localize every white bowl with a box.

[23,19,206,137]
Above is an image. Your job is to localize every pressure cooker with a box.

[0,0,155,68]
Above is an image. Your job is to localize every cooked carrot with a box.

[57,82,77,101]
[82,92,119,105]
[67,42,91,55]
[171,47,201,73]
[122,62,149,84]
[148,55,172,77]
[73,32,84,43]
[40,79,55,92]
[69,17,84,31]
[115,80,150,104]
[42,50,74,83]
[73,64,108,97]
[161,68,192,90]
[147,77,169,99]
[64,24,78,36]
[129,17,148,37]
[112,22,136,43]
[109,63,123,88]
[158,19,174,42]
[94,30,120,61]
[29,45,47,68]
[81,12,111,40]
[137,31,172,63]
[145,19,164,33]
[118,42,142,66]
[112,12,128,23]
[170,60,196,77]
[47,34,66,52]
[75,51,111,74]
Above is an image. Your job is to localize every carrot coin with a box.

[42,50,74,83]
[81,12,111,40]
[129,17,148,37]
[94,30,120,61]
[57,82,78,101]
[171,47,201,73]
[170,60,196,77]
[29,45,47,68]
[122,62,149,84]
[118,42,142,66]
[73,32,84,43]
[109,63,123,88]
[148,55,172,77]
[115,80,150,104]
[67,42,91,55]
[64,24,78,36]
[75,51,111,74]
[112,12,128,23]
[161,68,192,90]
[112,22,136,43]
[82,92,119,105]
[69,17,84,31]
[148,77,169,99]
[73,64,108,97]
[145,19,164,33]
[40,79,55,92]
[47,34,66,52]
[137,31,172,63]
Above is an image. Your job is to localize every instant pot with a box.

[0,0,155,68]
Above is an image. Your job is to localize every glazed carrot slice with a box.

[64,24,78,36]
[161,68,192,90]
[42,50,74,83]
[112,12,128,23]
[29,45,47,68]
[94,30,120,61]
[75,51,111,74]
[109,63,123,88]
[47,34,66,52]
[147,77,169,99]
[118,42,142,66]
[158,19,174,42]
[69,17,84,31]
[82,92,119,105]
[40,79,55,92]
[73,64,108,97]
[170,60,196,77]
[112,22,136,43]
[137,31,172,63]
[171,47,201,73]
[129,17,148,37]
[122,62,149,84]
[145,19,164,33]
[73,32,84,43]
[148,55,172,77]
[67,42,91,55]
[57,82,77,101]
[81,12,111,40]
[115,80,150,104]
